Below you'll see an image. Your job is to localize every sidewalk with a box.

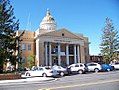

[0,76,55,84]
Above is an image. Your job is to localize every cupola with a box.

[40,9,57,31]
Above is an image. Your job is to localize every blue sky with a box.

[10,0,119,55]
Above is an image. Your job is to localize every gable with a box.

[40,28,84,40]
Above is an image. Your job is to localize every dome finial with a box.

[46,8,50,15]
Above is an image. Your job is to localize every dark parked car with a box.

[101,64,114,71]
[52,65,68,76]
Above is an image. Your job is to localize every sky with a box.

[10,0,119,55]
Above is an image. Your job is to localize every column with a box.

[45,42,48,66]
[80,45,85,63]
[36,39,40,67]
[77,45,80,63]
[66,44,69,65]
[74,44,77,63]
[58,43,61,65]
[49,42,52,66]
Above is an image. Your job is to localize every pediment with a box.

[40,28,84,40]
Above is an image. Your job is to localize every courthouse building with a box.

[18,9,90,67]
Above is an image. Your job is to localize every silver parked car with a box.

[110,63,119,70]
[86,63,102,73]
[25,66,59,77]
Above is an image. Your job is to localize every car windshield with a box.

[52,66,65,70]
[31,66,38,71]
[57,66,62,69]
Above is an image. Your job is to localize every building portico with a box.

[35,30,89,66]
[44,42,82,66]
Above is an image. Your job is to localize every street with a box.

[0,71,119,90]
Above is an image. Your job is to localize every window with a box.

[62,33,64,36]
[45,67,51,70]
[28,44,31,50]
[88,64,96,66]
[21,57,26,63]
[22,44,26,50]
[38,68,43,71]
[80,64,83,67]
[75,64,79,67]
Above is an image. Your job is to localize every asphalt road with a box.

[0,71,119,90]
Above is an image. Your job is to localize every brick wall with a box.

[0,73,21,80]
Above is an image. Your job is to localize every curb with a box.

[0,77,55,84]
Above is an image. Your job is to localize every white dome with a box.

[40,9,56,31]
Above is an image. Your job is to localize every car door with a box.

[31,70,39,76]
[73,64,79,71]
[37,67,44,76]
[88,63,96,71]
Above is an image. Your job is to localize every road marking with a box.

[38,79,119,90]
[38,89,51,90]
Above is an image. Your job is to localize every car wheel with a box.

[94,68,99,73]
[42,73,47,77]
[78,70,83,74]
[60,72,64,77]
[107,69,110,72]
[26,73,30,76]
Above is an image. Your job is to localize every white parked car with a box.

[25,66,59,77]
[86,63,102,73]
[110,63,119,70]
[67,63,88,74]
[52,65,68,76]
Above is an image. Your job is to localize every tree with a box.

[100,18,119,63]
[0,0,19,72]
[27,55,35,69]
